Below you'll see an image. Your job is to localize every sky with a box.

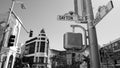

[0,0,120,50]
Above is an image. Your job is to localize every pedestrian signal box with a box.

[64,32,83,49]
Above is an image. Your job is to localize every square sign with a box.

[64,32,83,49]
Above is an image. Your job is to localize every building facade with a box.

[22,29,49,68]
[49,48,89,68]
[49,49,67,68]
[0,14,21,68]
[100,37,120,68]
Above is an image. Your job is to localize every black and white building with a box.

[22,29,49,68]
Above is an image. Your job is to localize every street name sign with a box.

[93,1,114,26]
[57,15,77,21]
[57,11,87,23]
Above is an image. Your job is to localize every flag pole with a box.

[0,0,15,49]
[7,0,15,24]
[11,11,29,33]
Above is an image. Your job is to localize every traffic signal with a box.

[8,35,15,47]
[29,30,33,37]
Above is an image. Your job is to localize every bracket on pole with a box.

[70,25,88,52]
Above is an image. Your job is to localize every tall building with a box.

[22,29,49,68]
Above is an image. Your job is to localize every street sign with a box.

[57,11,87,23]
[93,1,113,26]
[75,16,87,23]
[57,15,77,21]
[57,11,77,21]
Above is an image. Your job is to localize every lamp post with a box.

[85,0,101,68]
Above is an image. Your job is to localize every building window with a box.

[114,42,120,51]
[40,42,45,52]
[25,46,29,55]
[45,57,48,63]
[37,42,39,52]
[39,57,44,63]
[115,42,118,46]
[46,45,48,55]
[41,66,44,68]
[29,56,34,64]
[7,55,13,68]
[26,42,36,54]
[72,53,75,64]
[32,64,37,68]
[41,34,46,36]
[36,57,39,63]
[41,38,45,40]
[38,66,44,68]
[1,56,7,68]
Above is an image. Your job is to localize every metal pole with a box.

[7,0,15,24]
[12,11,29,33]
[85,0,101,68]
[0,0,15,49]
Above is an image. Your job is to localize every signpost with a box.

[57,0,114,68]
[93,1,114,26]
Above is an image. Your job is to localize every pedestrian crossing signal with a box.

[8,35,15,47]
[64,32,83,49]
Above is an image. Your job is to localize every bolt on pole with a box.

[85,0,101,68]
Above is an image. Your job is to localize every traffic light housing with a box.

[8,35,15,47]
[29,30,33,37]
